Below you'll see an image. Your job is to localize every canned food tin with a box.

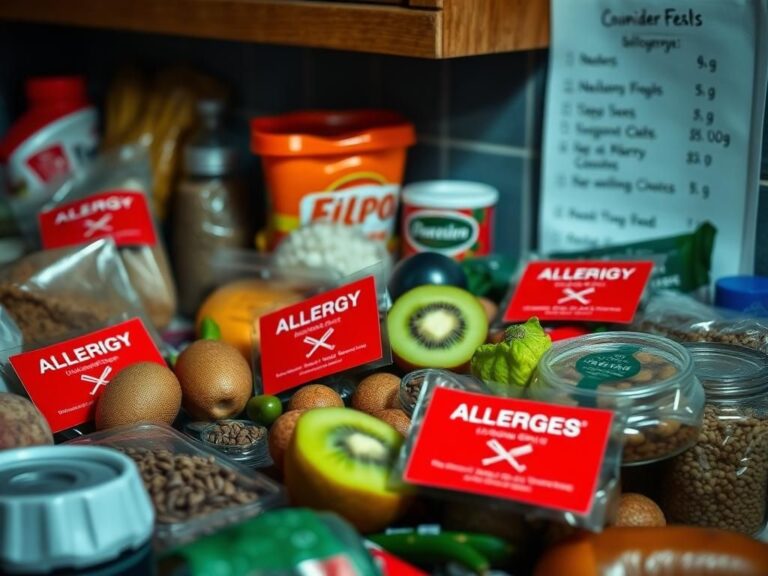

[401,180,498,260]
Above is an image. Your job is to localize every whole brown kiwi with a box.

[95,362,181,430]
[288,384,343,411]
[372,408,411,437]
[351,373,401,414]
[174,340,253,421]
[268,409,305,471]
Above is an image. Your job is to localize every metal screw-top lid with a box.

[0,446,154,574]
[183,99,238,176]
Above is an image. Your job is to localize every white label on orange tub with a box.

[299,184,399,242]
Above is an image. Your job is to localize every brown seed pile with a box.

[637,319,768,354]
[623,420,699,464]
[661,405,768,534]
[401,378,423,415]
[204,421,264,446]
[121,447,259,524]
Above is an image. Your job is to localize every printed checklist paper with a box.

[539,0,768,281]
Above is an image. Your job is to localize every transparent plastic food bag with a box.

[36,145,177,330]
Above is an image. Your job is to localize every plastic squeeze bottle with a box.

[0,76,98,203]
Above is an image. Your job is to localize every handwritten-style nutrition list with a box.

[540,0,768,280]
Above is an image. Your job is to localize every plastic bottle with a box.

[0,76,98,203]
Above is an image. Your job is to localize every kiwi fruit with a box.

[288,384,344,411]
[95,362,181,430]
[372,408,411,437]
[387,285,488,370]
[351,373,401,414]
[284,407,409,533]
[268,409,305,472]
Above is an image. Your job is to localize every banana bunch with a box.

[103,67,226,220]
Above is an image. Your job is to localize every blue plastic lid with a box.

[715,276,768,316]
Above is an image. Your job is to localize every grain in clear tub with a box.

[530,332,705,466]
[250,110,415,250]
[401,180,499,259]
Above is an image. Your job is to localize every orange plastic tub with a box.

[250,110,415,250]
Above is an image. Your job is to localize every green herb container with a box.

[531,332,704,466]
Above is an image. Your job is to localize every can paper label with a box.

[299,184,399,243]
[259,276,383,394]
[502,260,654,323]
[403,387,614,515]
[38,190,157,249]
[9,318,165,433]
[402,206,494,259]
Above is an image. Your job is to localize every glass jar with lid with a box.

[531,332,705,466]
[661,342,768,535]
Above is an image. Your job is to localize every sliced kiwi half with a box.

[387,285,488,369]
[289,408,403,496]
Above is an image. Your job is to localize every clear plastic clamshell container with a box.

[531,332,705,466]
[67,422,285,550]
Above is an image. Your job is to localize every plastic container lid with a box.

[250,109,415,157]
[715,275,768,316]
[26,76,88,106]
[0,445,154,574]
[402,180,499,209]
[684,342,768,399]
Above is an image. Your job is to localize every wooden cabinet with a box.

[0,0,549,59]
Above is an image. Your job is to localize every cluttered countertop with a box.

[0,66,768,576]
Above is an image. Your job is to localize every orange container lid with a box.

[250,109,415,157]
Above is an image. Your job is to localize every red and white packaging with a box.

[365,544,428,576]
[394,370,625,530]
[38,190,157,249]
[8,318,164,433]
[0,77,98,203]
[258,275,388,395]
[502,260,654,324]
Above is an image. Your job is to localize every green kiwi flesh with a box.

[293,407,403,494]
[387,285,488,369]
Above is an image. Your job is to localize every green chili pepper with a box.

[441,532,516,566]
[368,533,490,575]
[199,316,222,340]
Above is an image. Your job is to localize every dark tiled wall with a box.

[0,24,765,274]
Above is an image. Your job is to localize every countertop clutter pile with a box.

[0,72,767,576]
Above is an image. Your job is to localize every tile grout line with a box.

[419,134,534,159]
[520,51,539,255]
[761,179,768,187]
[438,60,451,178]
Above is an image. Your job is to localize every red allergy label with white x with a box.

[502,260,654,324]
[38,190,157,249]
[403,387,614,515]
[9,318,165,433]
[259,276,383,395]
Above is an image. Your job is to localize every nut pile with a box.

[661,405,768,534]
[204,421,264,446]
[121,447,259,523]
[623,420,699,464]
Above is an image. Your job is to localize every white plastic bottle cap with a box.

[0,446,154,574]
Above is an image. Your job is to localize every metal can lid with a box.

[0,446,154,574]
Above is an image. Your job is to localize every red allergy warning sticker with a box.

[9,318,165,434]
[38,189,157,249]
[403,387,614,516]
[502,260,654,324]
[259,275,383,395]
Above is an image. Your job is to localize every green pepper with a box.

[470,317,552,394]
[199,316,222,340]
[368,533,491,575]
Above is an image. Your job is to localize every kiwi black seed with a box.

[388,285,489,369]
